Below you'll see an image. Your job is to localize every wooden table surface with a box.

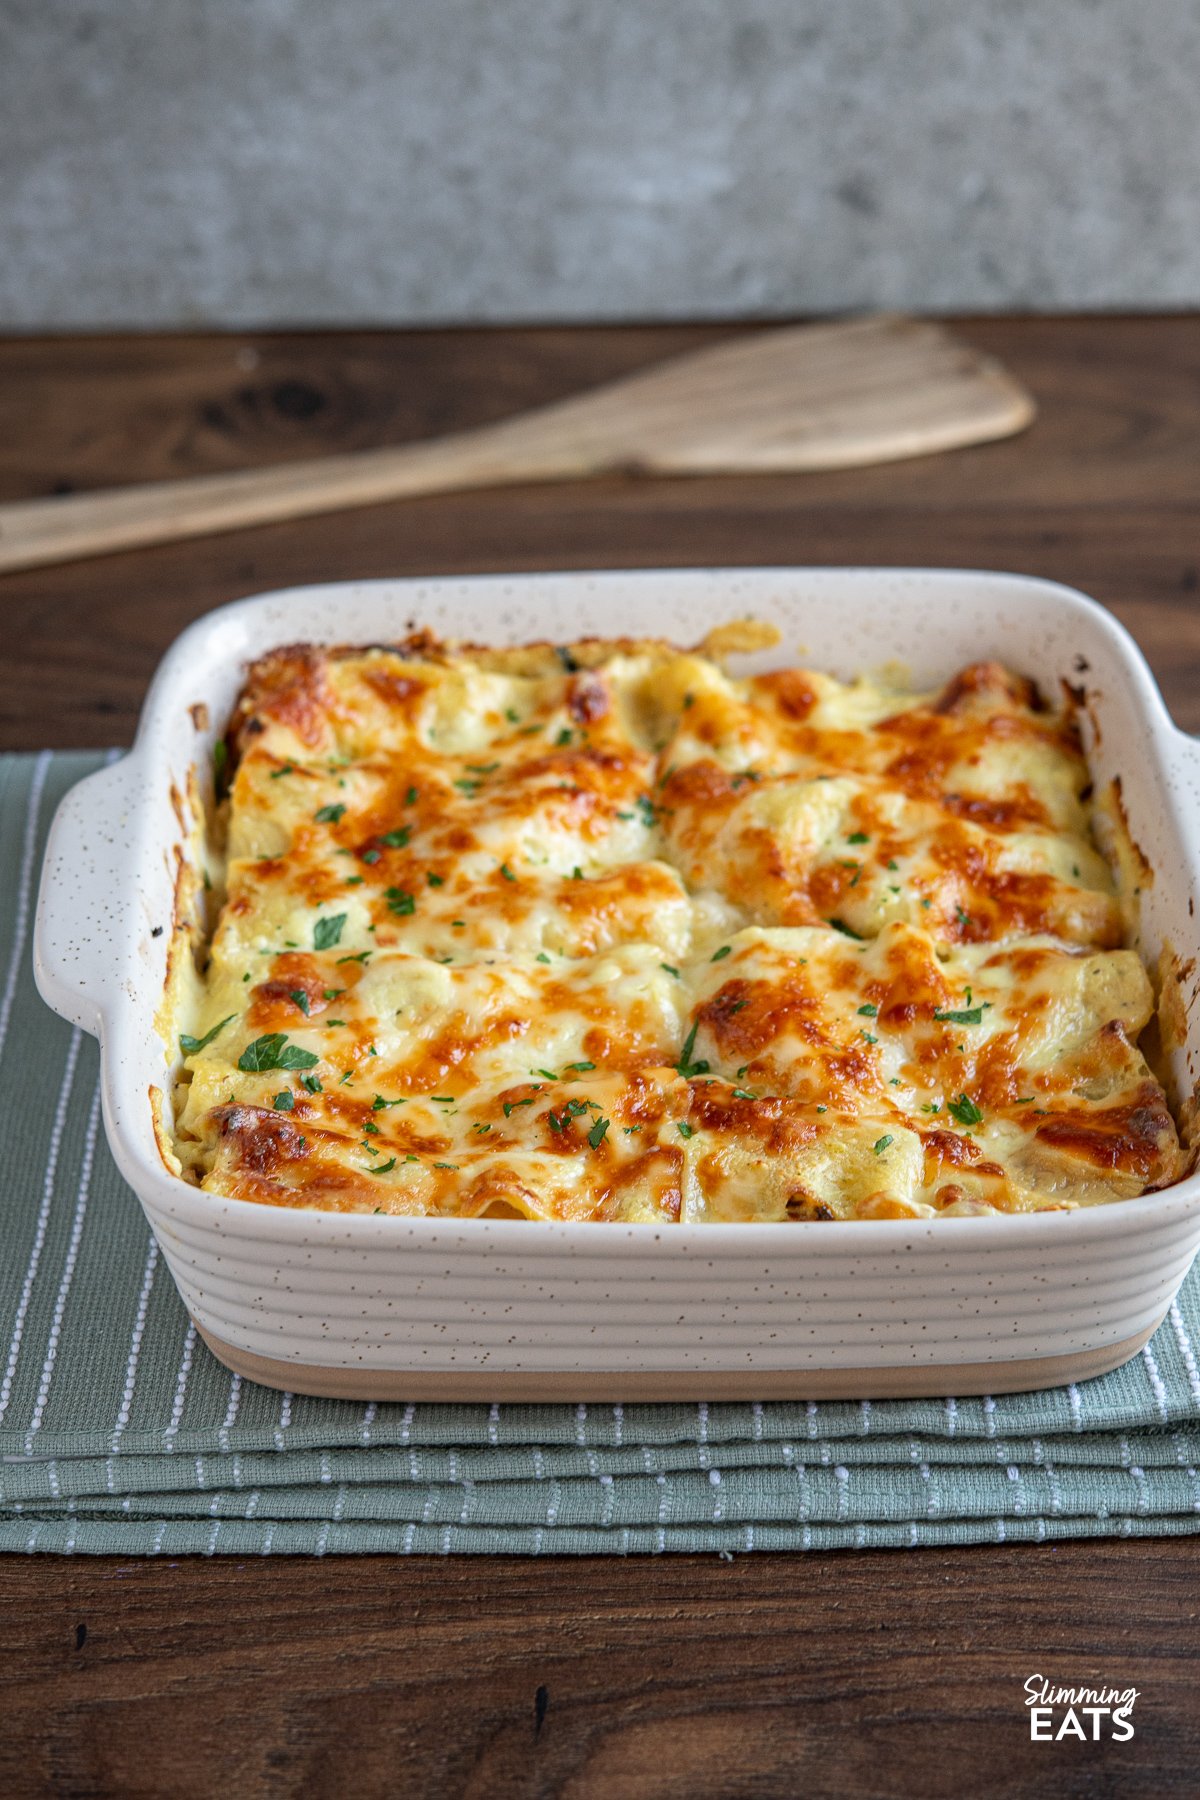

[2,317,1199,1797]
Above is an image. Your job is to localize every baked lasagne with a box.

[169,628,1182,1221]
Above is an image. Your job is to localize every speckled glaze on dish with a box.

[33,570,1200,1399]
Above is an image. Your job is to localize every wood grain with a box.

[2,318,1200,1798]
[0,1545,1195,1799]
[0,316,1197,748]
[0,317,1033,572]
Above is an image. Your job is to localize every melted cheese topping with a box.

[170,633,1181,1221]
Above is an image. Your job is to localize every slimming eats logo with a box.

[1025,1675,1138,1741]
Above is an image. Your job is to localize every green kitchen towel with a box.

[4,752,1200,1555]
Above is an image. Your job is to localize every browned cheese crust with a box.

[169,632,1181,1220]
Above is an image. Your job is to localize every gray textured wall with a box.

[5,0,1200,329]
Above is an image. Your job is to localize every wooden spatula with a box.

[0,315,1033,574]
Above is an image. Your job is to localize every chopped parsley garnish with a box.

[289,990,311,1015]
[872,1134,893,1155]
[635,795,657,828]
[532,1067,558,1080]
[661,964,680,978]
[711,945,732,962]
[336,950,372,965]
[505,708,519,724]
[847,831,869,845]
[500,862,517,882]
[503,1098,534,1117]
[361,848,381,865]
[426,872,444,887]
[431,1095,455,1104]
[934,1006,984,1025]
[372,1158,397,1174]
[860,1031,878,1045]
[300,1074,322,1094]
[571,867,584,881]
[272,1091,294,1111]
[587,1117,610,1149]
[405,785,419,805]
[453,779,479,795]
[363,1121,379,1135]
[433,1162,459,1171]
[828,918,863,939]
[345,875,364,887]
[386,887,416,916]
[948,1094,983,1127]
[212,740,228,790]
[467,762,500,775]
[238,1034,319,1073]
[955,906,972,928]
[566,1060,595,1073]
[536,952,552,964]
[269,763,294,780]
[313,913,347,951]
[379,826,411,848]
[676,1022,710,1080]
[1015,1096,1034,1105]
[554,729,573,747]
[314,803,346,824]
[179,1013,235,1056]
[732,1088,756,1101]
[676,1120,695,1139]
[857,1003,878,1018]
[372,1093,405,1109]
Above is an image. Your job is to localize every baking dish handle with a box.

[33,755,143,1038]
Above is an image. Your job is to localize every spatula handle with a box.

[0,426,564,574]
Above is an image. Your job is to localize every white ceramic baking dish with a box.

[33,570,1200,1400]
